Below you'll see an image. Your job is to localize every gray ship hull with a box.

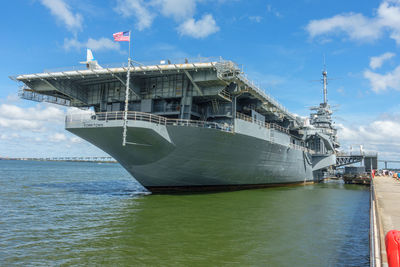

[67,119,314,191]
[15,57,339,192]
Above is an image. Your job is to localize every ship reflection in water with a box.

[1,160,369,266]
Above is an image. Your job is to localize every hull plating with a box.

[67,122,314,190]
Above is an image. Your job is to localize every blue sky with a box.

[1,0,400,163]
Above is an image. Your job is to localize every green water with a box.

[0,161,369,266]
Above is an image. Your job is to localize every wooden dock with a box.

[342,174,371,185]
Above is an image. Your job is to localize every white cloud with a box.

[369,52,395,69]
[70,136,83,143]
[364,65,400,92]
[5,94,19,103]
[378,0,400,42]
[178,14,219,38]
[50,133,67,142]
[337,86,345,95]
[306,0,400,44]
[114,0,220,38]
[114,0,155,31]
[40,0,83,32]
[63,37,120,52]
[338,115,400,158]
[249,16,263,23]
[266,4,281,18]
[0,104,64,131]
[153,0,196,21]
[86,38,120,51]
[63,38,83,50]
[0,97,108,158]
[0,104,64,121]
[0,133,20,140]
[0,118,43,131]
[306,13,381,42]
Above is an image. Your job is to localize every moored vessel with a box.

[12,51,339,191]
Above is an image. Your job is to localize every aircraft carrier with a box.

[13,51,339,192]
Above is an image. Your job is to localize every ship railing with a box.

[236,74,289,115]
[97,111,168,124]
[236,112,291,134]
[289,143,315,154]
[336,151,377,159]
[336,151,365,157]
[166,119,232,132]
[218,88,233,101]
[66,111,233,133]
[235,112,267,127]
[270,123,289,134]
[235,112,313,153]
[215,60,240,80]
[236,112,253,122]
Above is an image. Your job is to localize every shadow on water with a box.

[151,182,324,196]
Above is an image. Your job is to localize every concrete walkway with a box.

[373,175,400,266]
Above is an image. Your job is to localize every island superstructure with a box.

[13,52,338,191]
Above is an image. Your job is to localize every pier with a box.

[371,175,400,266]
[0,156,116,163]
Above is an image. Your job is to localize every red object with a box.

[372,169,375,178]
[386,230,400,267]
[113,31,130,42]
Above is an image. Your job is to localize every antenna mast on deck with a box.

[322,55,328,106]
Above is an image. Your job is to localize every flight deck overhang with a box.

[13,59,302,127]
[15,62,219,82]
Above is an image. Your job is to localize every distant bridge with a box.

[378,160,400,169]
[1,157,116,163]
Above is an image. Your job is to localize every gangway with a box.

[335,151,378,172]
[336,154,364,167]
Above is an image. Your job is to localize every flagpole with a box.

[129,30,131,60]
[122,31,131,146]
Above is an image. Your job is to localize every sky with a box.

[1,0,400,165]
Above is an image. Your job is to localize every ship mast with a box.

[308,58,339,152]
[322,56,327,106]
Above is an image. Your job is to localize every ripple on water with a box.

[0,161,369,266]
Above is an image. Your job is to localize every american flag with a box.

[113,31,130,42]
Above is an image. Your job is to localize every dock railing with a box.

[370,179,381,267]
[66,111,233,133]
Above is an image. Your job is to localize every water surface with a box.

[0,160,369,266]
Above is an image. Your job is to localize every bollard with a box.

[386,230,400,267]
